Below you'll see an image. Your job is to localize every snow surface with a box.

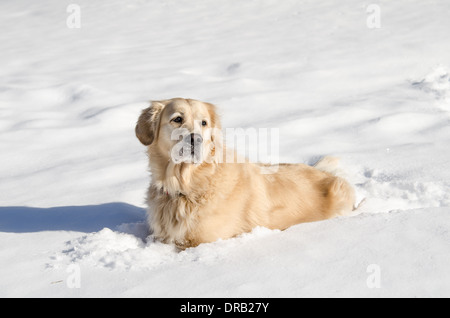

[1,0,449,297]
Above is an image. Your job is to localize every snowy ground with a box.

[0,0,449,297]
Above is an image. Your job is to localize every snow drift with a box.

[0,0,449,297]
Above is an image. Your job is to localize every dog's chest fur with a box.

[148,190,197,247]
[147,163,218,248]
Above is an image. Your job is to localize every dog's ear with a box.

[135,100,168,146]
[204,102,224,163]
[205,102,221,130]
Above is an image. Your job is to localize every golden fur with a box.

[136,98,355,248]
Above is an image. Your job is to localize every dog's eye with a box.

[202,120,207,126]
[172,116,183,123]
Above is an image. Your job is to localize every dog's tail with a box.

[314,156,358,213]
[314,156,342,176]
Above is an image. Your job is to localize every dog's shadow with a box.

[0,202,147,238]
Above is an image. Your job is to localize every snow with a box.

[1,0,449,297]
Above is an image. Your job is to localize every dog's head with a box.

[136,98,222,164]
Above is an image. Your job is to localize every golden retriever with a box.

[136,98,355,248]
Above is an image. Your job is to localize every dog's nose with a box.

[190,133,203,146]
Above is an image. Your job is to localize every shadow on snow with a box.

[0,202,146,233]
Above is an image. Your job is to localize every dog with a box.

[136,98,355,248]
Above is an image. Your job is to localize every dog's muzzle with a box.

[172,133,204,164]
[186,133,203,155]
